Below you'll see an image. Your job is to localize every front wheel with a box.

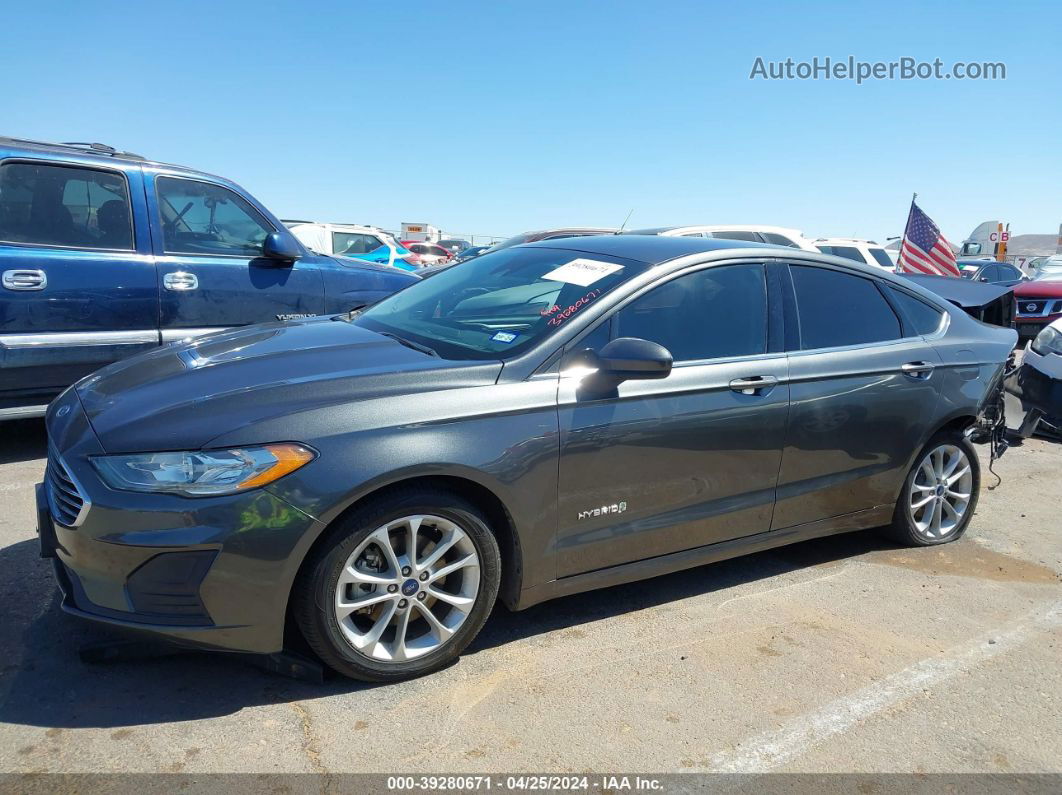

[886,432,980,546]
[293,490,501,682]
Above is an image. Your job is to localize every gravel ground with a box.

[0,418,1058,776]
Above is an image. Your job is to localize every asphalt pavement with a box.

[0,418,1059,776]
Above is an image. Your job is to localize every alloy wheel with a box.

[908,444,973,540]
[333,514,480,661]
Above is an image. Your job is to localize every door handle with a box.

[729,375,779,395]
[2,269,47,291]
[163,271,198,291]
[901,361,935,378]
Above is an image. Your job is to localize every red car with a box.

[400,241,453,267]
[1013,276,1062,341]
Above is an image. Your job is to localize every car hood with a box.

[328,253,420,276]
[1015,279,1062,298]
[75,318,501,453]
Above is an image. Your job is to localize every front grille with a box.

[47,452,86,527]
[1017,299,1054,316]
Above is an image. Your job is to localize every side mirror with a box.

[262,232,301,263]
[596,337,672,382]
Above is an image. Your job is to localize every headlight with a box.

[93,443,315,496]
[1031,326,1062,357]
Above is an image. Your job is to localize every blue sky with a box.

[3,0,1059,244]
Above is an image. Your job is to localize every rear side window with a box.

[156,177,273,257]
[709,230,759,242]
[816,245,867,264]
[886,286,945,335]
[791,266,901,349]
[615,263,767,362]
[0,161,133,250]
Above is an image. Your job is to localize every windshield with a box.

[355,245,646,360]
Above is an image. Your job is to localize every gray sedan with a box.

[39,235,1015,681]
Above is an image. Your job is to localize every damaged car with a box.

[39,236,1016,681]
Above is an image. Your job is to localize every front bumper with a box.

[1004,355,1062,437]
[39,392,327,654]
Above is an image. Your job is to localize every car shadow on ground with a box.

[0,525,898,731]
[0,418,48,464]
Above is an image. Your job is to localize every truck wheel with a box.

[886,432,980,546]
[293,489,501,682]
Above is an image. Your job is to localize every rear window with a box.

[791,266,901,349]
[0,161,133,250]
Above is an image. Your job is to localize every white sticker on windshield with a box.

[542,258,623,287]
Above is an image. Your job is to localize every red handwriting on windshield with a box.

[546,288,602,327]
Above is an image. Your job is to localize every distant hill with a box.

[1006,234,1058,257]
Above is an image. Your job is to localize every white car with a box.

[284,221,406,268]
[813,237,896,272]
[625,225,818,251]
[1029,255,1062,280]
[1011,317,1062,438]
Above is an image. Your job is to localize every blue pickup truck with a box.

[0,137,417,420]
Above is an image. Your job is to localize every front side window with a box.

[868,248,895,269]
[614,264,767,362]
[356,246,644,360]
[156,177,272,257]
[763,232,799,248]
[816,245,867,264]
[791,266,901,349]
[333,231,383,255]
[0,162,133,250]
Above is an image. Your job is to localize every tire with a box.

[292,489,501,682]
[885,431,980,546]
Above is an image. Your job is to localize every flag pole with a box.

[897,193,916,272]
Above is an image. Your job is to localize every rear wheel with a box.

[886,432,980,546]
[293,490,501,682]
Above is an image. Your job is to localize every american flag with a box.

[898,201,960,277]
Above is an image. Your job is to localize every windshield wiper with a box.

[332,300,380,322]
[378,332,439,358]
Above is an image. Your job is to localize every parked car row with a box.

[284,221,418,271]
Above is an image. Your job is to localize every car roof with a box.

[288,221,384,232]
[628,224,807,237]
[814,237,883,247]
[521,233,773,264]
[0,136,229,182]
